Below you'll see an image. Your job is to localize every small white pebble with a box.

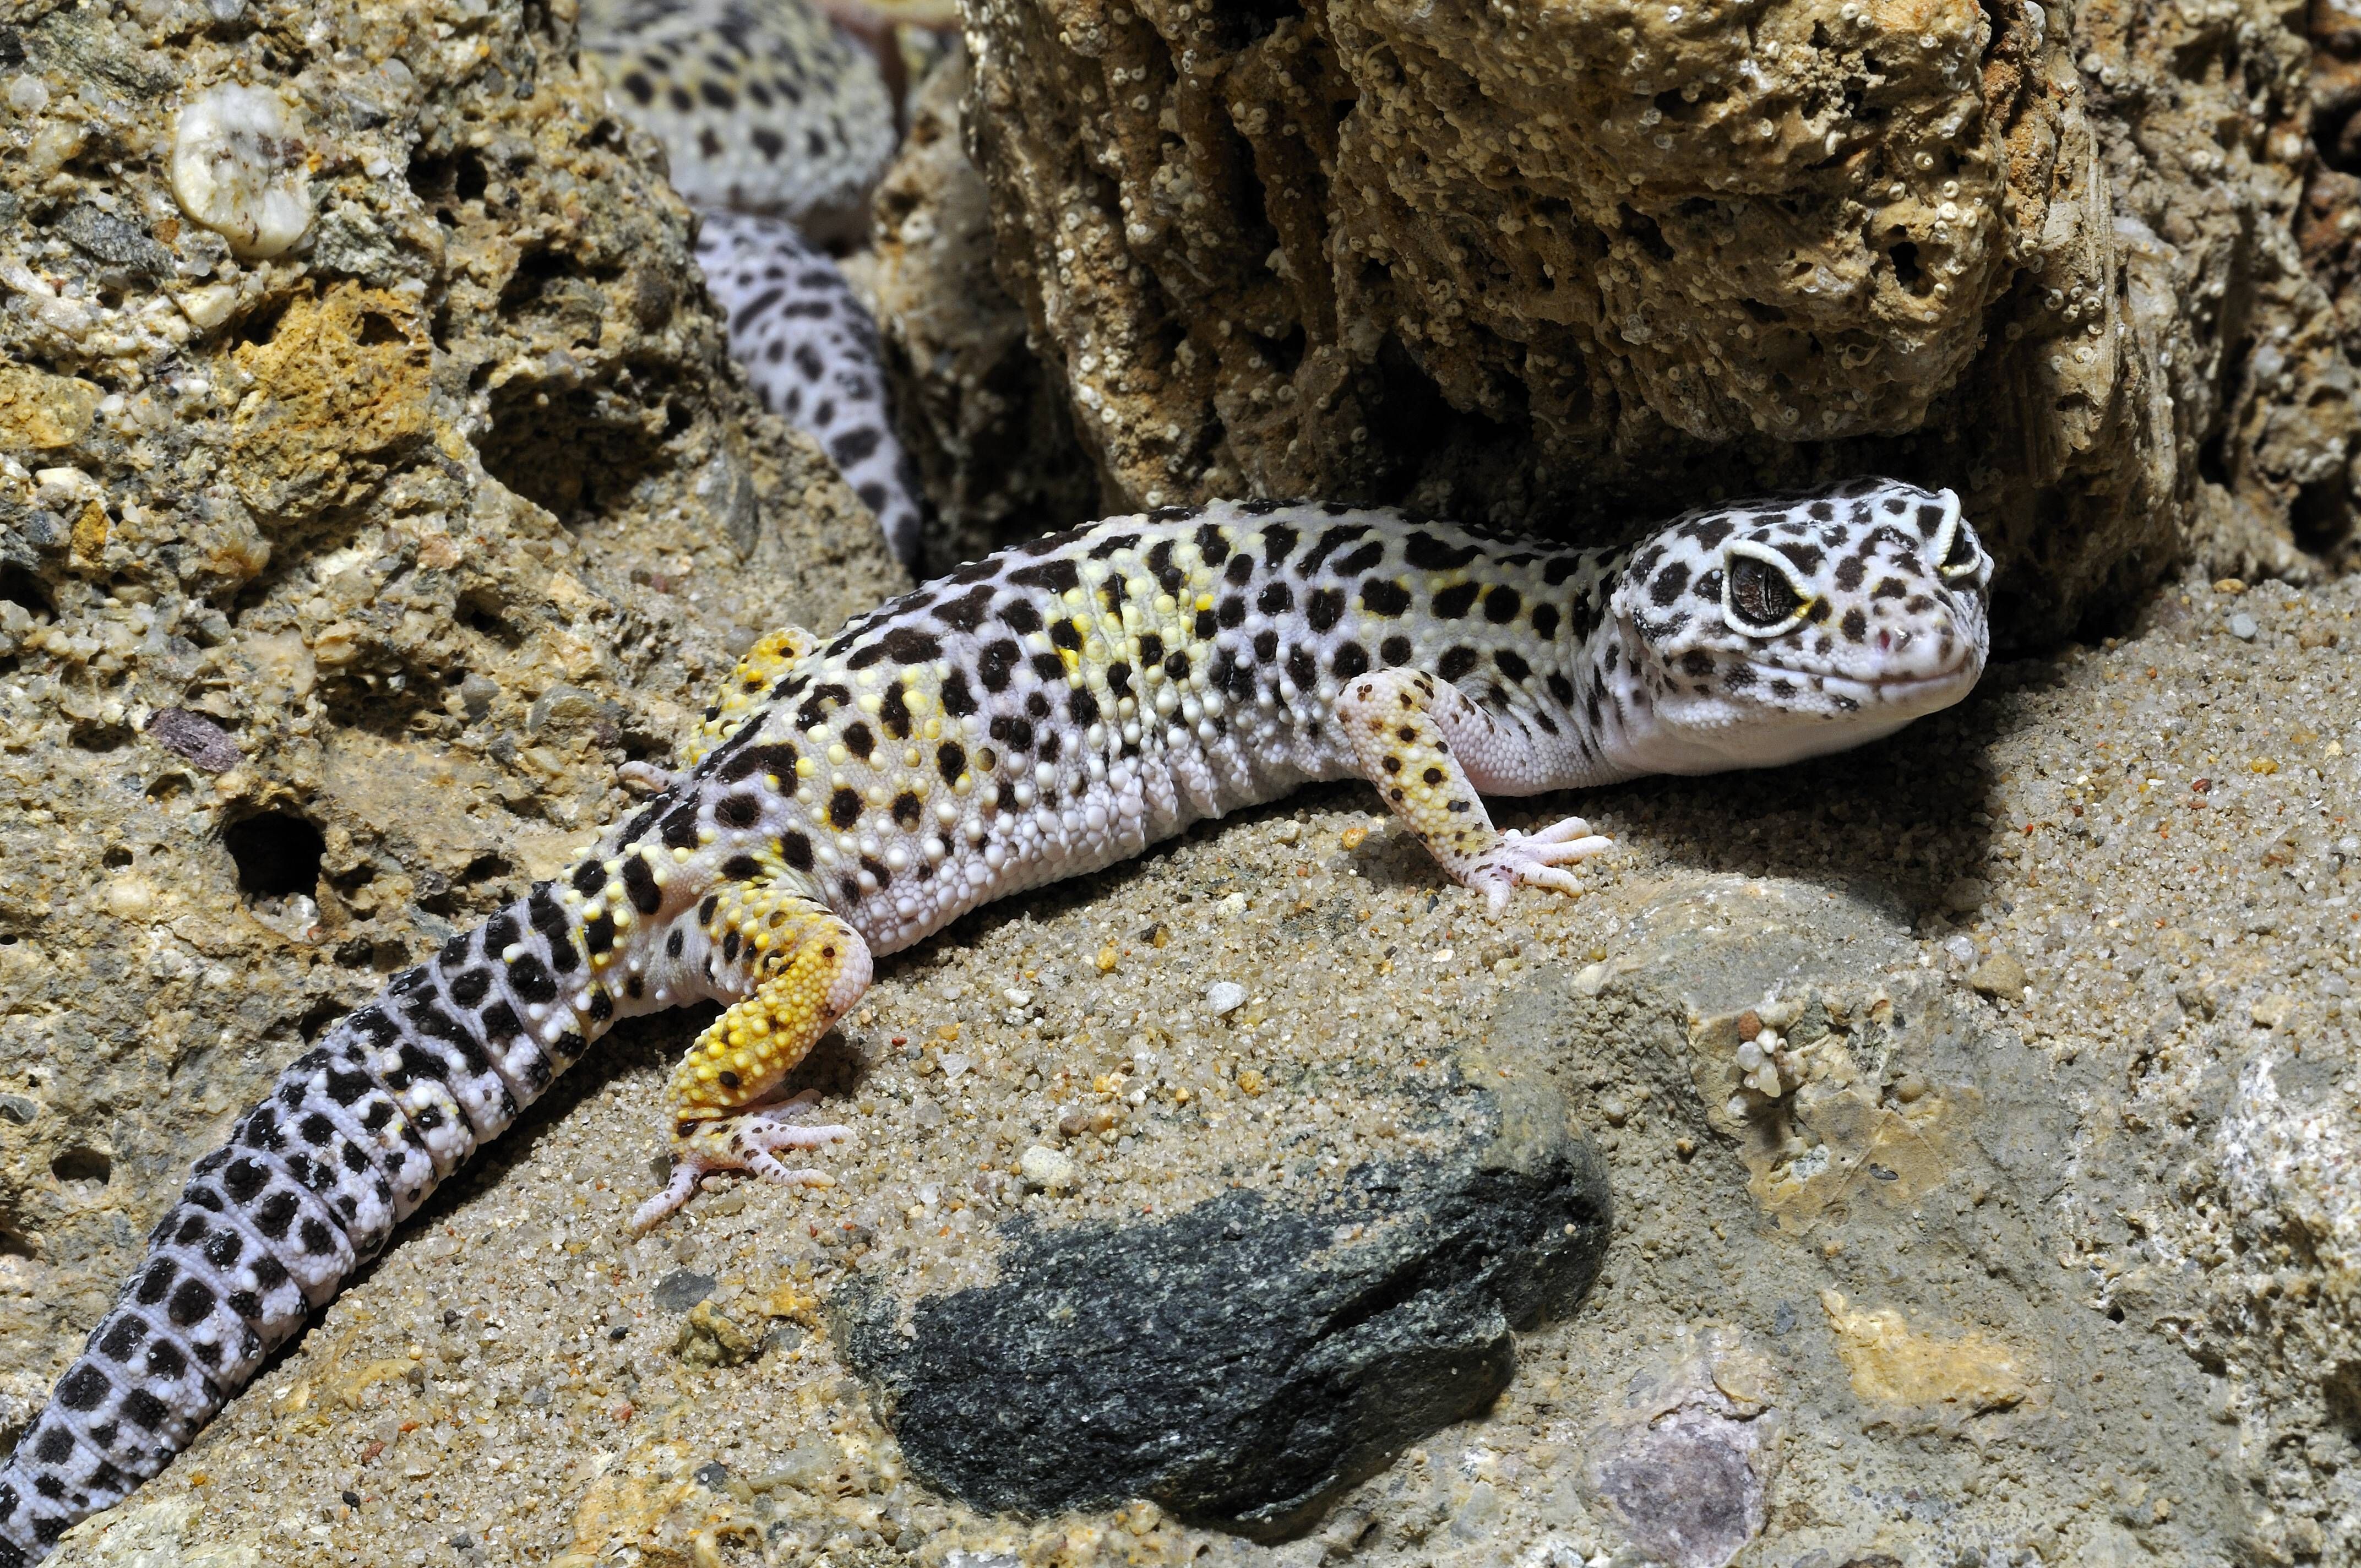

[172,84,313,258]
[1206,981,1248,1016]
[2228,612,2258,641]
[1018,1145,1078,1191]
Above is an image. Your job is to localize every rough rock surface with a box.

[868,46,1099,570]
[0,0,901,1442]
[840,1070,1609,1538]
[959,0,2361,639]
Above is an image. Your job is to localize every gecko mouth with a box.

[1747,654,1979,704]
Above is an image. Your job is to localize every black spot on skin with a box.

[934,585,995,632]
[1195,522,1231,564]
[1405,532,1481,570]
[623,856,661,914]
[1432,581,1480,619]
[1256,580,1293,617]
[1841,606,1868,641]
[571,861,607,897]
[842,723,875,762]
[1381,635,1412,665]
[1681,650,1716,677]
[1218,596,1247,629]
[885,626,942,665]
[1031,651,1069,683]
[1333,542,1385,576]
[1332,643,1371,680]
[1138,632,1166,668]
[1165,652,1192,680]
[584,913,616,955]
[775,831,812,872]
[977,640,1021,692]
[1193,609,1218,640]
[1835,555,1867,591]
[1051,618,1084,652]
[892,792,924,829]
[1224,553,1254,586]
[1000,600,1045,636]
[448,967,491,1008]
[1916,502,1945,536]
[1306,589,1345,633]
[991,714,1035,752]
[1530,603,1560,640]
[1497,649,1531,682]
[1147,540,1184,594]
[1286,647,1318,689]
[1087,531,1141,559]
[1008,558,1082,595]
[721,854,761,880]
[829,788,862,829]
[717,792,764,828]
[1253,630,1279,663]
[722,930,742,963]
[57,1364,110,1411]
[1361,579,1412,617]
[1262,525,1299,566]
[1484,585,1523,624]
[940,670,978,716]
[1438,646,1479,683]
[860,854,893,889]
[508,952,556,1004]
[1302,525,1370,575]
[1068,688,1101,726]
[661,805,701,851]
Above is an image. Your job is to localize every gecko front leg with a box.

[1336,668,1613,914]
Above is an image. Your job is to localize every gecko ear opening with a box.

[1722,543,1813,636]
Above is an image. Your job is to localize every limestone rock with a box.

[838,1076,1611,1539]
[868,47,1098,570]
[0,0,902,1436]
[959,0,2361,639]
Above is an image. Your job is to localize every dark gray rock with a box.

[651,1268,716,1313]
[838,1099,1609,1540]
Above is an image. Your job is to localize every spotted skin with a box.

[582,0,895,246]
[695,211,924,563]
[0,480,1989,1562]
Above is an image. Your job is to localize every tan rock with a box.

[1970,951,2030,1000]
[1820,1289,2043,1413]
[959,0,2357,636]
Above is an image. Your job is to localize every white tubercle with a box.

[172,84,314,259]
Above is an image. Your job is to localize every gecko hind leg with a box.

[632,897,872,1232]
[1336,668,1614,915]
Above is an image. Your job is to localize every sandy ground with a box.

[39,564,2361,1567]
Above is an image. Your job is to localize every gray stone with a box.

[651,1268,716,1313]
[839,1089,1609,1540]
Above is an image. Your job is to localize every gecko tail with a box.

[0,870,628,1561]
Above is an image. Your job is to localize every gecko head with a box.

[1608,478,1992,768]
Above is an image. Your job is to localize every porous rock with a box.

[868,46,1099,571]
[0,0,902,1436]
[959,0,2361,638]
[839,1064,1611,1539]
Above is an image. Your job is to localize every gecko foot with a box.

[630,1091,853,1232]
[1465,817,1614,915]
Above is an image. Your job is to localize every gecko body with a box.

[0,481,1990,1561]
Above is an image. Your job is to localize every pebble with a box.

[1969,952,2030,1001]
[1206,980,1248,1015]
[1019,1144,1079,1191]
[2229,611,2259,640]
[651,1268,716,1313]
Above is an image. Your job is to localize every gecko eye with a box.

[1922,489,1982,581]
[1723,546,1810,635]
